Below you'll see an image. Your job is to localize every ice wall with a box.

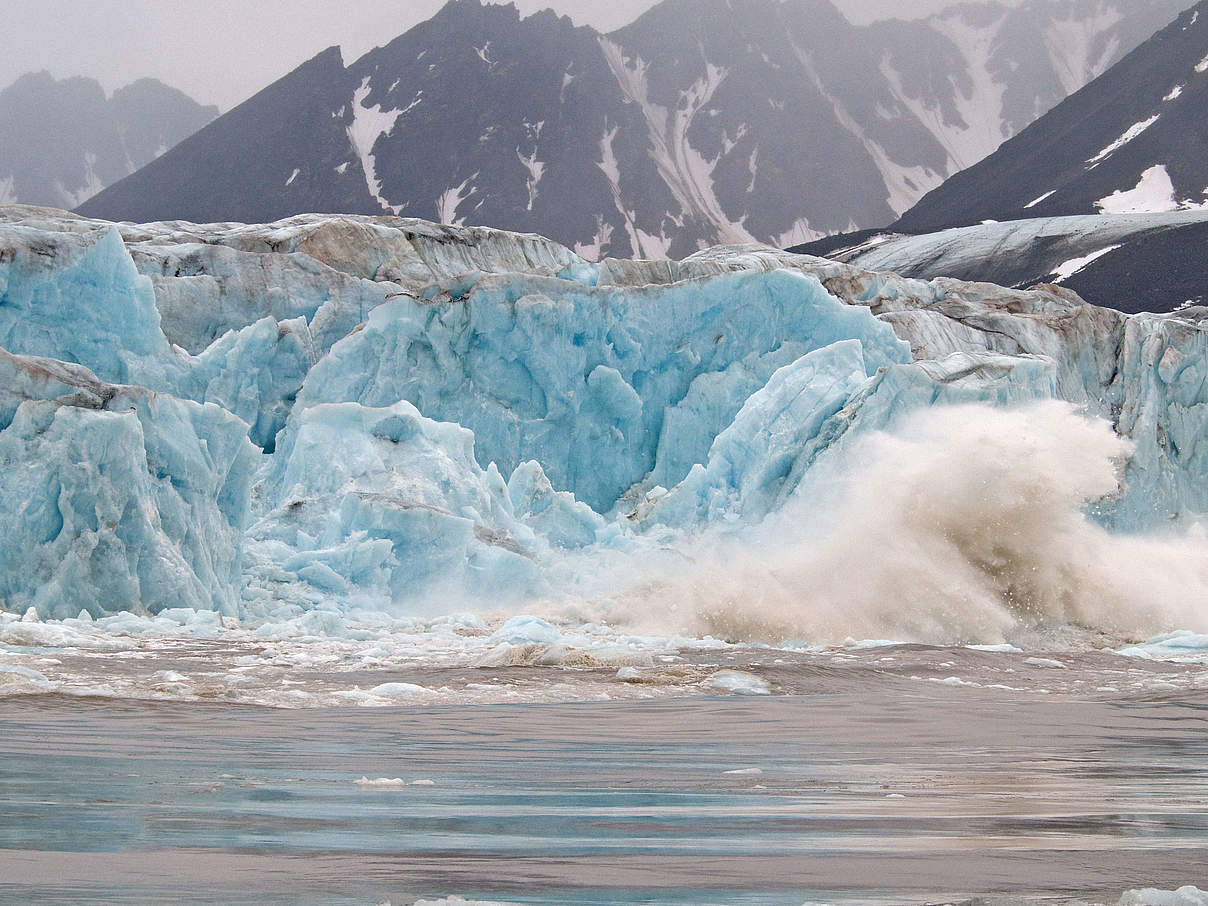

[295,268,911,512]
[0,350,257,618]
[0,206,1204,621]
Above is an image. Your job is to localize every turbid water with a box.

[2,643,1206,905]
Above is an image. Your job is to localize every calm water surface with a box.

[2,669,1207,905]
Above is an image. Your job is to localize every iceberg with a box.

[0,206,1205,638]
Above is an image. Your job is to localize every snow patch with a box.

[1097,165,1178,214]
[0,174,16,205]
[474,42,495,67]
[594,122,648,256]
[285,168,300,187]
[1087,116,1160,166]
[1051,244,1120,283]
[1197,54,1208,74]
[516,149,545,212]
[56,152,106,208]
[436,173,478,226]
[599,38,754,246]
[516,120,545,212]
[1024,190,1056,209]
[1164,85,1184,101]
[1043,7,1122,96]
[891,12,1008,173]
[774,217,827,248]
[346,77,405,215]
[802,48,942,214]
[574,216,614,261]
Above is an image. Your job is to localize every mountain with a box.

[77,0,1185,258]
[896,1,1208,231]
[0,72,218,209]
[790,212,1208,313]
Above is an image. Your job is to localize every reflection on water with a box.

[1,685,1206,905]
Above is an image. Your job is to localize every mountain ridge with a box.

[0,71,217,209]
[77,0,1187,257]
[895,0,1208,231]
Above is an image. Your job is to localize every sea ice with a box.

[1119,887,1208,906]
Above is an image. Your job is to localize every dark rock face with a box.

[0,72,217,209]
[76,0,1183,258]
[896,2,1208,232]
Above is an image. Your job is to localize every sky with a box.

[0,0,986,112]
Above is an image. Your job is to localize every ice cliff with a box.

[1,204,1205,623]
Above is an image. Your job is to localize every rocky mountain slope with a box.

[895,1,1208,231]
[791,212,1208,314]
[76,0,1185,258]
[0,73,218,209]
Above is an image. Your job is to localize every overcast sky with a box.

[2,0,986,111]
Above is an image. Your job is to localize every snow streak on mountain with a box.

[77,0,1186,258]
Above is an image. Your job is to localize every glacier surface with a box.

[0,205,1205,644]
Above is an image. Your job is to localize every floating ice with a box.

[1117,630,1208,662]
[708,669,771,694]
[1119,887,1208,906]
[353,776,409,789]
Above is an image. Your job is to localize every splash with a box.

[598,402,1208,646]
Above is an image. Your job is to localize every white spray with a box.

[589,402,1208,646]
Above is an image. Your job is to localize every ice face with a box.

[296,267,911,513]
[0,351,257,618]
[0,207,1205,629]
[246,399,543,609]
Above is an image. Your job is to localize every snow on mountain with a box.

[1,205,1205,634]
[76,0,1185,257]
[792,212,1208,314]
[896,1,1208,231]
[0,73,218,209]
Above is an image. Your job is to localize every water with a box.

[2,645,1206,905]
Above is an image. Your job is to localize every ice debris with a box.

[708,669,771,694]
[1119,887,1208,906]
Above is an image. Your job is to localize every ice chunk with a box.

[368,682,435,698]
[353,776,408,789]
[507,460,604,548]
[640,340,869,525]
[0,224,174,385]
[1119,887,1208,906]
[489,615,561,645]
[708,669,771,694]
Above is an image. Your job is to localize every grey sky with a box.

[3,0,995,111]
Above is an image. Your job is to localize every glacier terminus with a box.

[0,204,1205,651]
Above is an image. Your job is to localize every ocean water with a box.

[2,637,1207,905]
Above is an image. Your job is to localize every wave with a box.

[591,402,1208,646]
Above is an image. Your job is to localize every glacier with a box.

[0,204,1205,643]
